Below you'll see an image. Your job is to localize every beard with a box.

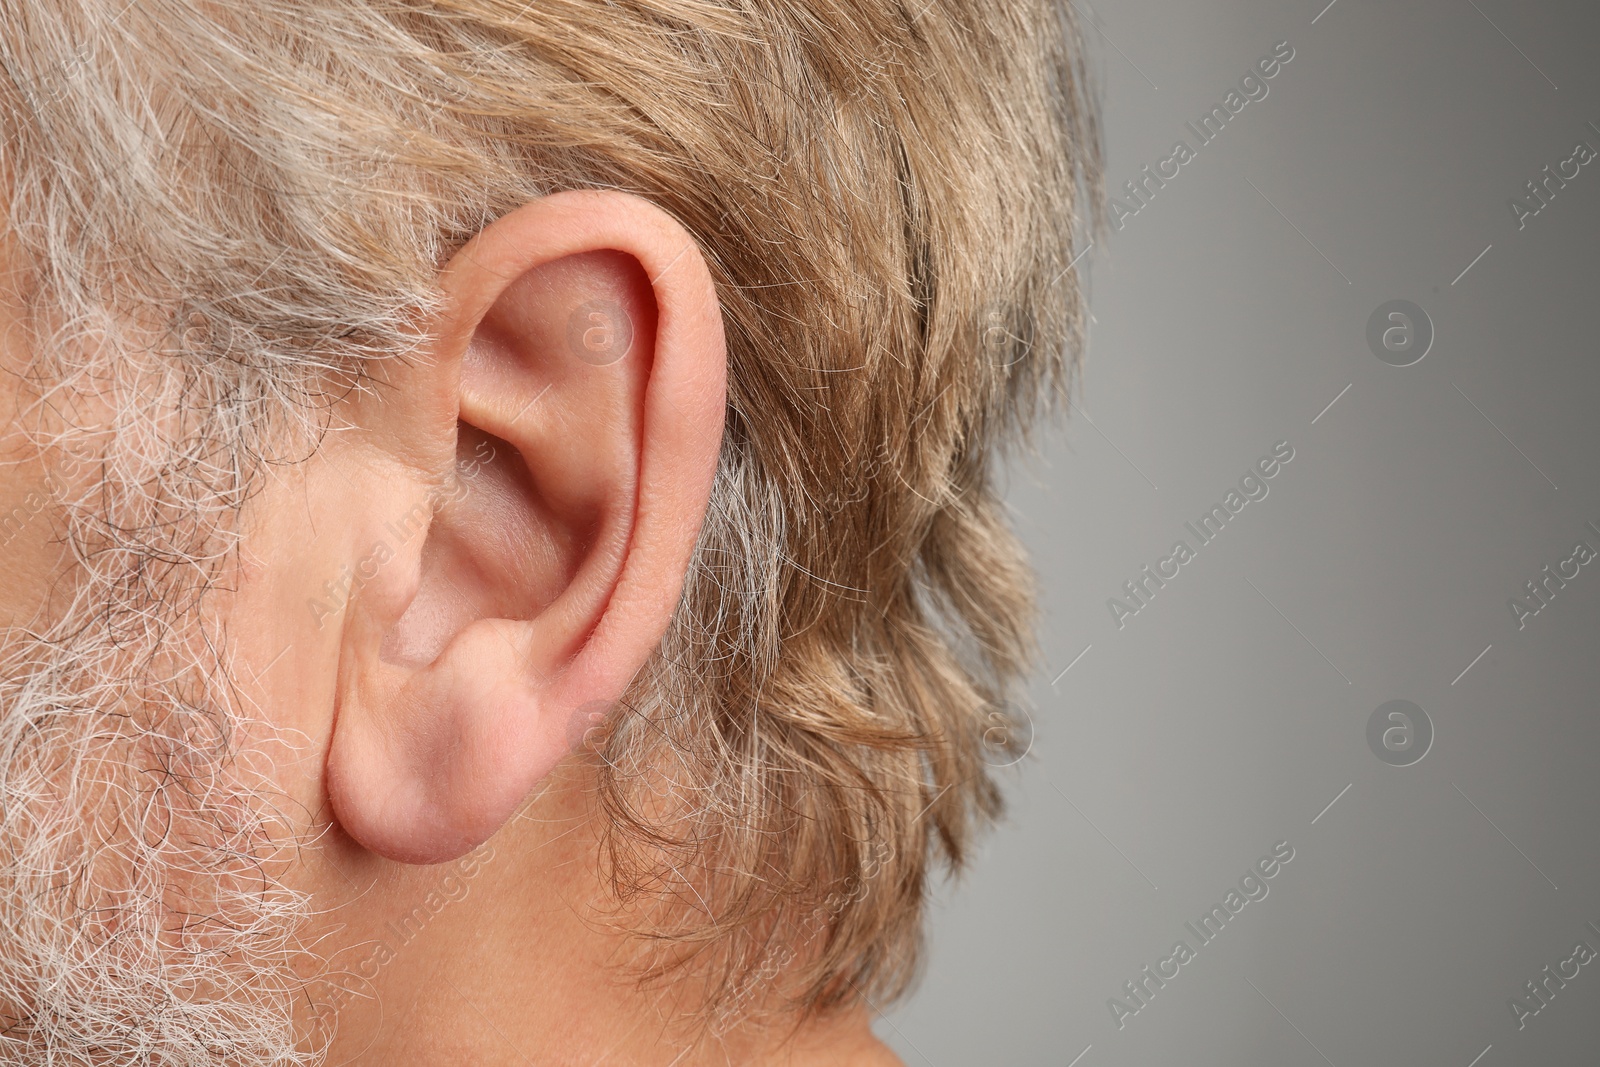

[0,590,319,1065]
[0,435,320,1065]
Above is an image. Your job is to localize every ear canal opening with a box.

[377,420,559,668]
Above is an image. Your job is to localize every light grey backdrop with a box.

[877,1,1600,1064]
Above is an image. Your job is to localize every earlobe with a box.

[324,191,726,865]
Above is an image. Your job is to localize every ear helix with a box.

[565,697,618,755]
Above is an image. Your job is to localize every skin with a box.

[0,191,904,1065]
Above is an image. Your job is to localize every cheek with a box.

[0,272,76,632]
[0,444,72,634]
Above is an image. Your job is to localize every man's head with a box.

[0,0,1098,1060]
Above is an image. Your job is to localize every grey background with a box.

[877,0,1600,1064]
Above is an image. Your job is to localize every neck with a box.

[307,761,901,1066]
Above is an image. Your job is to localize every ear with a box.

[324,190,725,864]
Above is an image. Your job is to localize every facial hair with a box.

[0,566,318,1064]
